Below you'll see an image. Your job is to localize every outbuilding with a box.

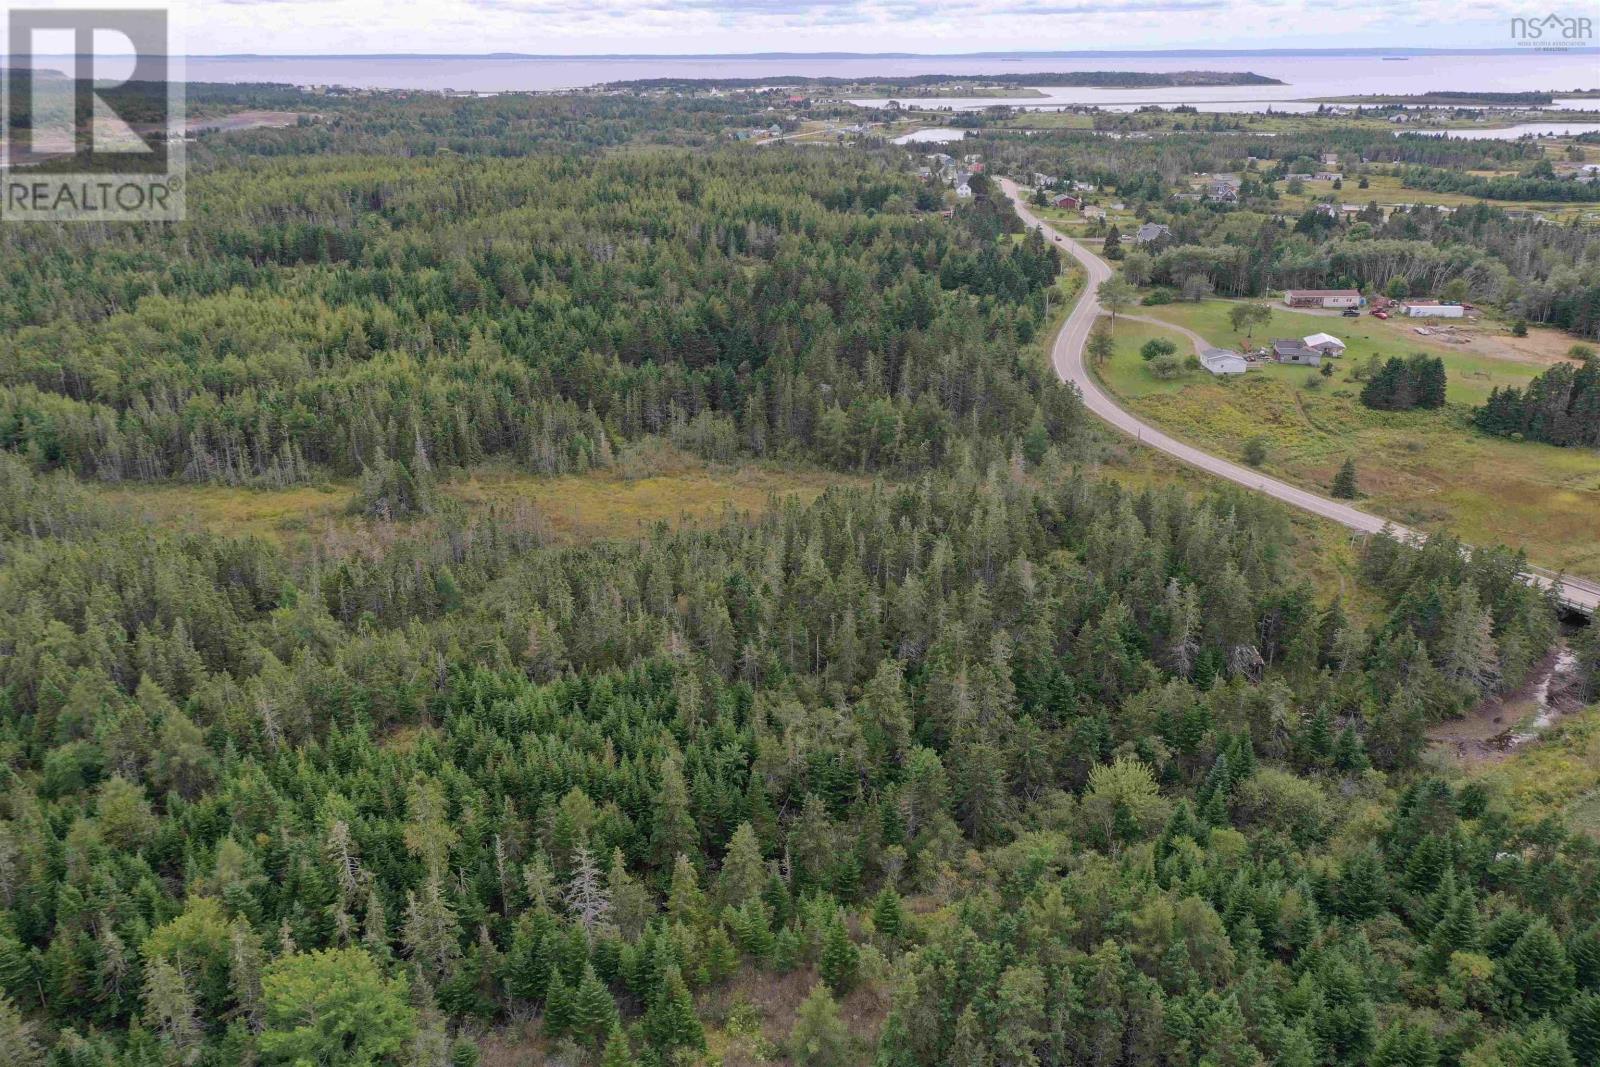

[1282,289,1360,309]
[1271,339,1323,366]
[1302,332,1346,356]
[1200,349,1249,376]
[1402,301,1465,318]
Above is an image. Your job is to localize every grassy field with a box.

[1273,171,1600,223]
[91,447,857,552]
[1096,306,1600,580]
[1138,300,1552,406]
[1465,707,1600,838]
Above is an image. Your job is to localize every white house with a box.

[1200,349,1249,376]
[1302,332,1346,356]
[1402,301,1464,318]
[955,183,973,199]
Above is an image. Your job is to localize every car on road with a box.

[1372,310,1389,319]
[1342,307,1360,317]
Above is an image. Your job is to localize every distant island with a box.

[604,71,1285,91]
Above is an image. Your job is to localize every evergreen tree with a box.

[1567,990,1600,1065]
[542,965,575,1040]
[1372,1018,1439,1067]
[643,966,704,1054]
[871,888,905,945]
[1331,458,1359,499]
[819,918,860,993]
[789,982,855,1066]
[1500,919,1575,1019]
[600,1022,633,1067]
[571,964,618,1046]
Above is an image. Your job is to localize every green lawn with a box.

[1097,312,1600,581]
[1141,300,1541,406]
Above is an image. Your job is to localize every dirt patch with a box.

[1429,645,1586,766]
[1485,327,1596,368]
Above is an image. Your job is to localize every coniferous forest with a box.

[1,88,1598,1067]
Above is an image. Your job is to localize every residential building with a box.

[1282,289,1361,309]
[1206,177,1240,203]
[1134,222,1172,244]
[1052,193,1081,210]
[955,183,973,199]
[1081,205,1106,220]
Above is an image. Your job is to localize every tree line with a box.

[1474,355,1600,447]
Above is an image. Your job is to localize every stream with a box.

[1428,641,1586,765]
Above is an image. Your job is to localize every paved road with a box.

[998,178,1600,616]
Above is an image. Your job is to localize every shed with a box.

[1200,349,1249,376]
[1271,339,1322,366]
[1302,333,1346,356]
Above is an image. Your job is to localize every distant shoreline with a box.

[18,47,1600,60]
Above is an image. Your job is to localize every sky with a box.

[2,0,1594,56]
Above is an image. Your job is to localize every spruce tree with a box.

[542,964,574,1040]
[871,887,905,945]
[599,1022,632,1067]
[1331,458,1359,499]
[1501,919,1575,1019]
[1567,991,1600,1065]
[1371,1019,1439,1067]
[1568,922,1600,991]
[571,964,618,1046]
[643,966,704,1054]
[819,918,860,993]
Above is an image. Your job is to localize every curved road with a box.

[999,178,1599,616]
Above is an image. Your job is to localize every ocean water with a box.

[1405,121,1600,139]
[101,51,1600,99]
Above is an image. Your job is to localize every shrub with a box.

[1149,355,1183,380]
[1140,337,1177,362]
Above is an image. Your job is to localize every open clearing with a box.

[1275,171,1600,224]
[90,450,856,551]
[1455,704,1600,839]
[1097,304,1600,580]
